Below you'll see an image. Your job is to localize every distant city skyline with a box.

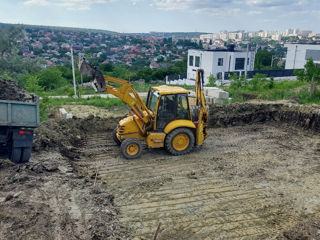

[1,0,320,33]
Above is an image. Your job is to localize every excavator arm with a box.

[195,69,209,145]
[78,56,153,133]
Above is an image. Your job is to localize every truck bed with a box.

[0,100,40,128]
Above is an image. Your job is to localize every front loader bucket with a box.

[78,55,106,92]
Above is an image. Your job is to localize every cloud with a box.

[24,0,49,6]
[245,0,306,8]
[248,10,262,15]
[23,0,109,10]
[194,7,240,16]
[153,0,236,11]
[131,0,144,5]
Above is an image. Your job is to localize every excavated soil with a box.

[0,78,37,102]
[1,102,320,239]
[33,115,121,158]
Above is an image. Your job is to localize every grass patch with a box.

[225,80,310,102]
[40,96,124,121]
[297,89,320,104]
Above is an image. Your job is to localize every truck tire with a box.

[120,138,142,159]
[20,147,32,163]
[112,128,121,146]
[10,147,22,163]
[165,128,195,156]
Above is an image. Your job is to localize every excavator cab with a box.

[78,56,208,159]
[146,87,191,130]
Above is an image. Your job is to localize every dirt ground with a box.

[62,104,127,119]
[0,151,128,240]
[74,122,320,240]
[1,102,320,239]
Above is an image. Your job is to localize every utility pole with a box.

[293,44,298,69]
[71,47,77,97]
[245,43,249,77]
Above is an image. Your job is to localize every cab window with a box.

[156,95,176,130]
[176,94,190,119]
[147,90,159,113]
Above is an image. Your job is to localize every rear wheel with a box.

[120,138,142,159]
[10,147,22,163]
[112,128,121,146]
[165,128,195,156]
[20,147,32,163]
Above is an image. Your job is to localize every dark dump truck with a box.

[0,99,40,163]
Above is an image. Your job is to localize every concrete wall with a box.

[285,44,320,69]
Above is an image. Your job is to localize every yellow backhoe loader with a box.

[79,57,208,159]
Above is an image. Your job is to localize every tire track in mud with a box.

[75,132,290,240]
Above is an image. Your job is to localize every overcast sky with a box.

[1,0,320,33]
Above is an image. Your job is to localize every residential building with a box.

[187,47,255,84]
[285,44,320,69]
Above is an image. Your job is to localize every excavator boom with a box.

[78,56,152,134]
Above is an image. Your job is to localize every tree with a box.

[0,25,42,80]
[254,49,272,70]
[38,67,67,90]
[99,62,114,72]
[304,58,320,96]
[25,74,44,94]
[0,25,23,54]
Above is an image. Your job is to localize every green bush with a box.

[230,74,248,89]
[206,74,216,87]
[38,67,67,90]
[25,74,44,95]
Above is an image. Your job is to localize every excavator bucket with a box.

[78,55,106,92]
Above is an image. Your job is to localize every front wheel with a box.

[120,138,143,159]
[165,128,195,156]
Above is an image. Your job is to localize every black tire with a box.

[20,147,32,163]
[165,128,195,156]
[120,138,142,159]
[112,128,121,146]
[10,147,22,163]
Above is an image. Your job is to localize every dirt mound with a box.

[278,219,320,240]
[0,151,128,240]
[33,115,121,158]
[209,102,320,132]
[0,78,37,102]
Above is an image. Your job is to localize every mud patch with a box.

[0,78,37,102]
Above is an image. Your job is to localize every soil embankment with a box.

[209,102,320,132]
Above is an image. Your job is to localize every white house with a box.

[285,44,320,69]
[187,47,255,84]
